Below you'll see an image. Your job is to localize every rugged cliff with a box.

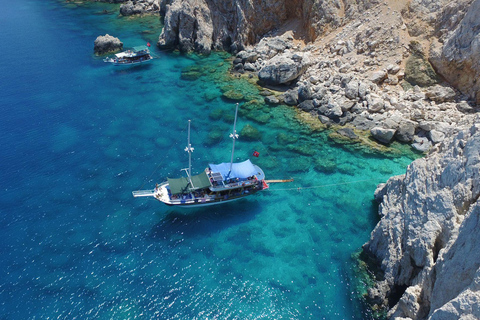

[429,0,480,104]
[157,0,384,54]
[364,120,480,319]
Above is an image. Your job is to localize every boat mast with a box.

[184,120,194,186]
[229,103,239,176]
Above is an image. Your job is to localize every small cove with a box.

[0,1,418,318]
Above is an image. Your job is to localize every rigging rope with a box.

[266,178,379,191]
[137,160,164,191]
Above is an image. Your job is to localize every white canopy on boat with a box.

[209,159,257,180]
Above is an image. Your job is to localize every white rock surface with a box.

[364,122,480,319]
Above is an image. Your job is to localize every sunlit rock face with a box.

[364,122,480,319]
[430,0,480,104]
[156,0,375,54]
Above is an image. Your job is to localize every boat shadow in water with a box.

[112,63,155,75]
[148,199,262,240]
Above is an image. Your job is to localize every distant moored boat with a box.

[103,45,154,66]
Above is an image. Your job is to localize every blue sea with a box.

[0,1,417,319]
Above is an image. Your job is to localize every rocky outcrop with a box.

[155,0,480,104]
[119,0,160,16]
[156,0,382,54]
[93,34,123,55]
[430,0,480,104]
[363,121,480,319]
[257,52,312,85]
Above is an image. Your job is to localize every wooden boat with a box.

[132,104,269,207]
[103,45,154,66]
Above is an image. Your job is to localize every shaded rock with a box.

[298,84,313,102]
[395,121,416,143]
[387,64,401,74]
[358,82,368,99]
[404,51,440,87]
[351,115,376,131]
[425,85,457,102]
[371,127,396,144]
[157,1,214,54]
[340,100,356,112]
[94,34,123,55]
[319,99,343,119]
[298,100,315,112]
[456,101,475,113]
[374,183,387,203]
[281,89,298,106]
[318,115,332,125]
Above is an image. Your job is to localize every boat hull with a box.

[153,181,266,208]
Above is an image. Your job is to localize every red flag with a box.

[147,42,151,47]
[253,151,260,157]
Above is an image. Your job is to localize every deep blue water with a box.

[0,1,416,319]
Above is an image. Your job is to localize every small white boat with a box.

[132,104,269,207]
[103,45,154,66]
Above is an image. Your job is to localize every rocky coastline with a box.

[152,0,480,153]
[364,121,480,319]
[105,0,480,318]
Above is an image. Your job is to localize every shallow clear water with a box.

[0,1,416,319]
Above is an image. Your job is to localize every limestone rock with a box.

[258,52,312,85]
[428,130,446,144]
[369,70,388,84]
[411,136,432,152]
[281,89,298,106]
[345,80,359,100]
[395,121,417,143]
[370,127,396,144]
[364,123,480,319]
[120,0,160,16]
[429,0,480,104]
[94,34,123,55]
[425,85,457,103]
[456,101,475,113]
[297,100,315,112]
[158,0,214,54]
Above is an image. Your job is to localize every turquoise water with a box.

[0,1,416,319]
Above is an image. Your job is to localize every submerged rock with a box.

[239,124,261,141]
